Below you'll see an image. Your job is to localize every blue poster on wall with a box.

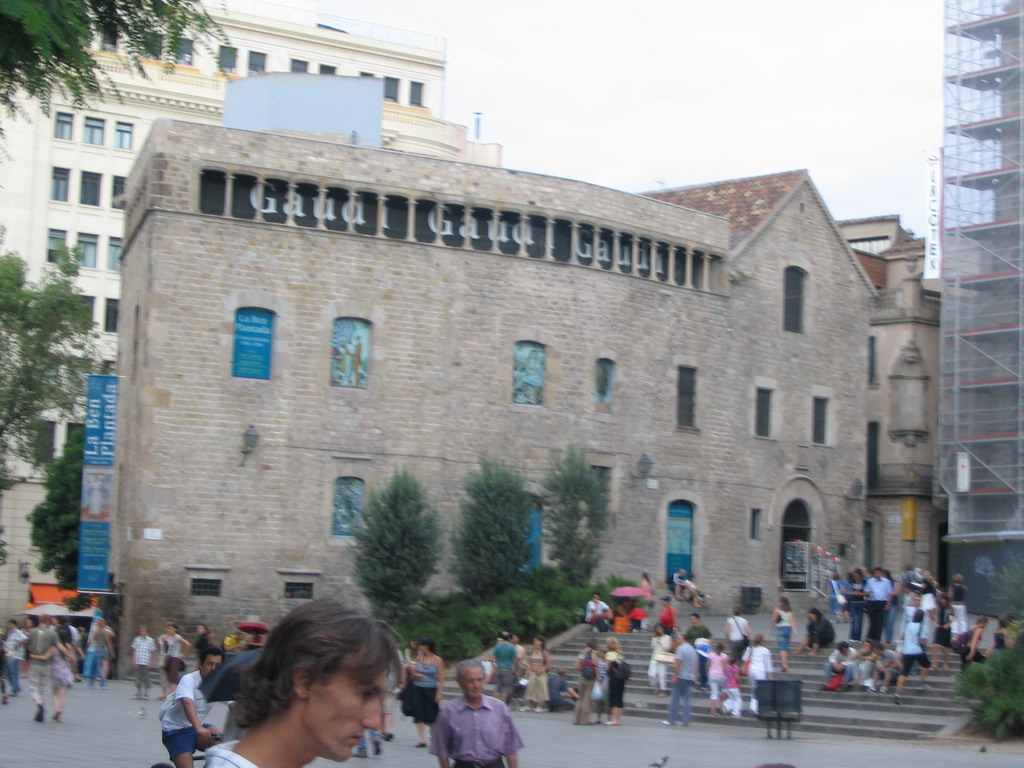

[83,375,118,466]
[233,308,274,379]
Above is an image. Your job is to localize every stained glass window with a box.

[330,318,371,388]
[513,341,545,405]
[332,477,365,537]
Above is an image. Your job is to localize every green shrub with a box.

[451,458,534,598]
[393,567,630,663]
[956,642,1024,739]
[542,447,608,586]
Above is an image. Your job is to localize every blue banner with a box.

[83,375,118,466]
[79,374,117,592]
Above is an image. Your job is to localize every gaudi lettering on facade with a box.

[197,170,727,292]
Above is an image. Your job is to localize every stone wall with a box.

[114,121,869,646]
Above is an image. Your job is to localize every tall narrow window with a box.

[755,387,772,437]
[750,508,762,540]
[219,46,237,72]
[383,76,399,102]
[80,171,102,206]
[80,295,96,323]
[783,266,806,333]
[54,112,73,140]
[330,318,371,388]
[233,308,274,379]
[410,81,424,106]
[332,477,365,537]
[676,366,697,428]
[248,51,266,75]
[51,167,70,201]
[77,234,98,268]
[47,229,67,262]
[867,421,880,489]
[101,31,118,52]
[513,341,545,405]
[812,396,829,445]
[107,237,123,271]
[115,122,133,150]
[594,358,615,411]
[111,175,126,208]
[104,298,119,333]
[84,117,105,145]
[868,336,878,384]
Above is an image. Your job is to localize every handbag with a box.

[654,651,675,664]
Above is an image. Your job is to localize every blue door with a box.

[665,501,693,578]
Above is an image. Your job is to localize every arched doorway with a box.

[780,500,811,590]
[665,500,694,582]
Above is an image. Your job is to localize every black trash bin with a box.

[754,679,802,739]
[740,586,762,613]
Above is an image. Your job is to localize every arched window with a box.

[513,341,545,405]
[594,358,614,412]
[330,318,371,388]
[783,266,806,333]
[332,477,365,537]
[233,307,274,379]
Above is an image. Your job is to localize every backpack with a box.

[951,629,974,653]
[817,620,835,647]
[610,659,631,682]
[580,653,598,680]
[824,671,846,691]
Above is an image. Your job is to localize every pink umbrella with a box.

[610,586,647,598]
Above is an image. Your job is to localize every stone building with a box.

[838,216,945,578]
[113,122,871,644]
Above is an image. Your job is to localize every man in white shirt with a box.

[822,641,856,690]
[585,593,611,632]
[159,647,224,768]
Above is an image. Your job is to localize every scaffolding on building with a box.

[940,0,1024,534]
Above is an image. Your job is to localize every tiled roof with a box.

[857,252,887,288]
[642,170,807,249]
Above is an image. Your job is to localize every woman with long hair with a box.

[603,637,626,726]
[523,636,550,712]
[740,634,773,715]
[407,637,444,748]
[771,597,793,672]
[49,624,78,721]
[647,624,672,696]
[932,594,953,670]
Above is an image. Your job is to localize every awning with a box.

[29,584,80,605]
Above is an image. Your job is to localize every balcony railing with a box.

[867,463,934,494]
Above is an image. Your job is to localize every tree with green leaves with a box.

[28,426,86,600]
[353,470,441,624]
[542,446,608,586]
[451,458,535,598]
[1,0,224,129]
[0,242,96,490]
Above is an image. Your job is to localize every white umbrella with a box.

[25,603,71,617]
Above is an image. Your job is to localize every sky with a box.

[327,1,945,235]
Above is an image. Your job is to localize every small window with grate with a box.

[284,582,314,599]
[191,578,222,597]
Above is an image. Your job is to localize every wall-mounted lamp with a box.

[637,454,653,477]
[849,479,864,498]
[240,425,259,466]
[18,561,31,584]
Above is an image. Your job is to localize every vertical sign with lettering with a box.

[78,374,117,592]
[924,151,943,280]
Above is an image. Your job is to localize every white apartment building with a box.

[0,0,498,620]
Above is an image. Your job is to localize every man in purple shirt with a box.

[430,660,523,768]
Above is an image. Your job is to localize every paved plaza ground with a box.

[1,679,1022,768]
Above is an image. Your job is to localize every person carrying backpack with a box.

[603,638,627,725]
[572,640,599,725]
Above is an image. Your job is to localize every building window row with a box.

[54,113,133,149]
[199,170,726,292]
[189,577,316,599]
[753,386,830,445]
[47,228,122,272]
[51,167,126,208]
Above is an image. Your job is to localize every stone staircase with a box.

[443,624,975,741]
